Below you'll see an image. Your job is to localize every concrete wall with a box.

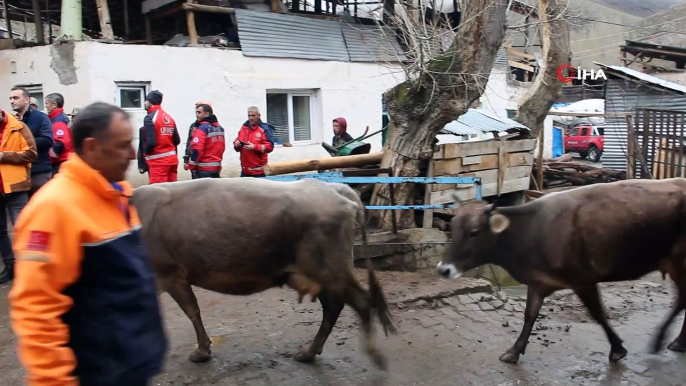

[0,41,404,186]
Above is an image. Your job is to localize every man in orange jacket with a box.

[0,109,37,284]
[9,102,167,386]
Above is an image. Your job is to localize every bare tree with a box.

[516,0,571,138]
[369,0,510,229]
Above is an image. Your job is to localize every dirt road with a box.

[0,270,683,385]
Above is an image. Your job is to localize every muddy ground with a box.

[0,270,684,385]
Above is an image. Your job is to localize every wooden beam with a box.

[151,4,184,20]
[547,111,632,117]
[185,0,198,45]
[182,3,236,14]
[145,14,153,44]
[2,0,12,38]
[95,0,115,40]
[31,0,44,44]
[508,60,535,73]
[270,0,283,13]
[507,47,535,61]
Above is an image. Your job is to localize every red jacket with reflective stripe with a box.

[143,105,179,166]
[233,120,275,175]
[48,108,74,165]
[190,118,225,172]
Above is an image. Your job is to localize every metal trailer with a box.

[265,167,482,233]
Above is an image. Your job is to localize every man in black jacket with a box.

[10,87,54,196]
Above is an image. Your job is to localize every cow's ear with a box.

[489,213,510,234]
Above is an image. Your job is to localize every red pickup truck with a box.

[564,124,604,162]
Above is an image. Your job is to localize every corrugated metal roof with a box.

[236,9,349,62]
[342,24,406,62]
[442,109,531,136]
[494,47,508,68]
[595,62,686,95]
[603,78,686,172]
[235,9,405,62]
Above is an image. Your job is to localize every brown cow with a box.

[437,178,686,363]
[132,177,396,369]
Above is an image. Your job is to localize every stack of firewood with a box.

[533,154,626,188]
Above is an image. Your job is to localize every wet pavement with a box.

[0,270,684,385]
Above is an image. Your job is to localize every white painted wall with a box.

[480,68,554,158]
[0,41,404,186]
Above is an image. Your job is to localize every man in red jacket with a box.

[141,90,180,184]
[233,106,275,177]
[44,93,75,174]
[189,104,225,179]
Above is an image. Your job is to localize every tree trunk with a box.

[370,0,509,230]
[516,0,571,138]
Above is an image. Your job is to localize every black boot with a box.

[0,263,14,285]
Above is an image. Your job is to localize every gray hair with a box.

[247,106,260,114]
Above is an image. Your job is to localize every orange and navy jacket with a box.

[48,108,74,165]
[0,110,37,194]
[142,104,180,166]
[233,120,275,175]
[189,115,225,172]
[8,154,168,386]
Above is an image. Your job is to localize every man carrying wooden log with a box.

[233,106,275,178]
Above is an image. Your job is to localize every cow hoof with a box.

[609,347,628,363]
[189,350,212,363]
[294,351,316,363]
[668,340,686,352]
[498,351,520,364]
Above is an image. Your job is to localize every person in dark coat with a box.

[332,117,354,148]
[9,86,54,196]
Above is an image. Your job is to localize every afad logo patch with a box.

[26,231,51,253]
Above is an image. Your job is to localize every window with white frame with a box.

[266,91,314,144]
[115,82,150,110]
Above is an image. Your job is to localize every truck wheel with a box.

[588,145,601,163]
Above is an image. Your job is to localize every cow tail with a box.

[354,196,397,337]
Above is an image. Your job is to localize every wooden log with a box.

[185,0,198,45]
[182,3,236,14]
[265,152,383,176]
[95,0,115,40]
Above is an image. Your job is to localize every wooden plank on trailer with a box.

[433,139,537,160]
[430,176,530,204]
[497,145,508,195]
[422,161,435,229]
[434,152,534,174]
[432,166,532,191]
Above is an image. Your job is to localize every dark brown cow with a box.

[437,178,686,363]
[132,177,396,369]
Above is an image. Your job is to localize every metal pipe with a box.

[60,0,82,40]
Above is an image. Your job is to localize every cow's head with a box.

[436,198,510,279]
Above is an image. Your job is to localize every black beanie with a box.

[146,90,163,105]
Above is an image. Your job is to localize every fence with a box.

[628,108,686,179]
